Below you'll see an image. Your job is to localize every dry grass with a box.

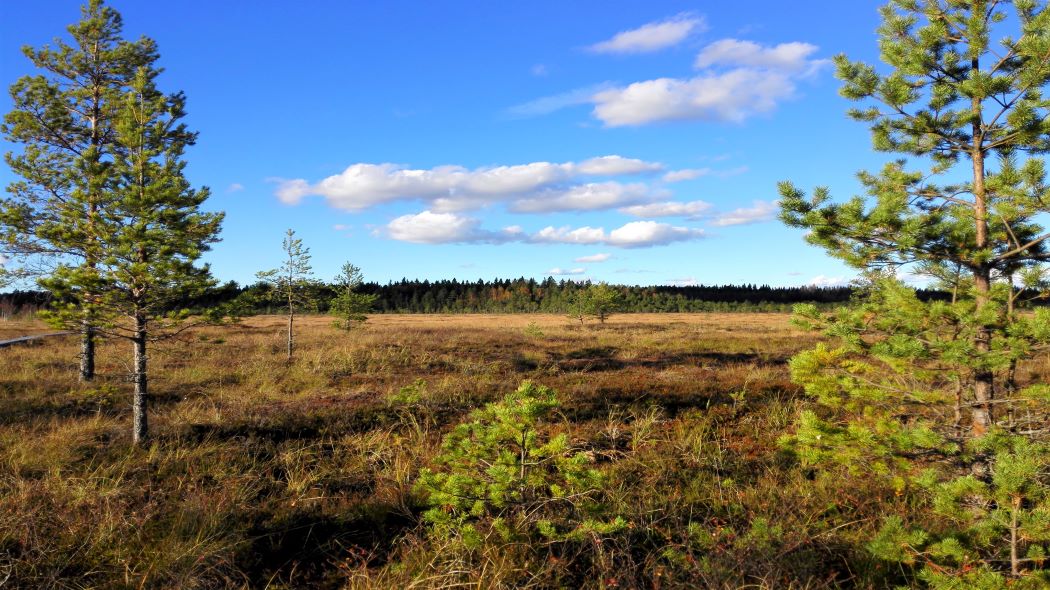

[0,313,905,588]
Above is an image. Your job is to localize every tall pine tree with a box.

[41,66,222,445]
[779,0,1050,583]
[257,229,316,360]
[779,0,1050,439]
[1,0,156,381]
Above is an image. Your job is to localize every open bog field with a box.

[0,313,922,588]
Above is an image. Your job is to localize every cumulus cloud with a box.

[226,182,244,193]
[695,39,820,72]
[532,221,705,248]
[808,275,851,288]
[662,168,710,182]
[274,155,664,213]
[513,37,824,126]
[589,13,706,54]
[710,200,778,226]
[574,253,611,263]
[608,221,705,247]
[619,200,713,219]
[532,225,607,245]
[547,267,587,276]
[575,155,664,175]
[510,182,660,213]
[588,38,825,127]
[380,213,705,249]
[275,178,311,204]
[384,211,515,244]
[592,69,796,126]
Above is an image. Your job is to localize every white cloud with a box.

[593,69,796,126]
[607,221,704,247]
[332,224,350,231]
[575,155,664,175]
[381,213,704,249]
[668,277,699,286]
[662,166,748,182]
[532,225,608,245]
[515,37,823,126]
[384,211,514,244]
[710,200,778,226]
[507,83,616,117]
[808,275,851,288]
[274,155,664,213]
[526,221,706,248]
[896,267,933,286]
[275,178,311,204]
[531,64,548,77]
[695,39,820,72]
[548,267,587,276]
[226,182,244,193]
[574,253,611,263]
[662,168,710,182]
[619,200,713,219]
[510,182,659,213]
[589,13,706,54]
[587,38,825,127]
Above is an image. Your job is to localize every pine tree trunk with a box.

[79,320,95,382]
[972,268,994,436]
[286,291,294,361]
[1011,495,1021,577]
[80,77,102,384]
[970,75,993,437]
[132,314,148,445]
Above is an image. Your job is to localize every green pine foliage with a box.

[1,0,159,380]
[777,0,1050,584]
[568,282,624,324]
[869,435,1050,588]
[330,262,377,331]
[416,381,624,548]
[37,60,221,445]
[257,229,317,359]
[6,0,222,443]
[41,66,222,332]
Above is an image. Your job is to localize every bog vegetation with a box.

[0,313,888,588]
[2,0,1050,588]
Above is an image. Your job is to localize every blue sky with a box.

[0,1,897,288]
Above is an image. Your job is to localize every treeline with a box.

[354,278,857,313]
[3,279,868,315]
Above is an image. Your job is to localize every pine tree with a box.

[39,66,222,445]
[257,229,315,360]
[778,0,1050,583]
[1,0,157,382]
[570,282,623,325]
[780,0,1050,439]
[416,381,621,547]
[330,262,377,331]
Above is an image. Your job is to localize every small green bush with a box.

[868,434,1050,588]
[415,380,623,548]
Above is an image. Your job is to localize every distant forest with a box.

[2,278,944,317]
